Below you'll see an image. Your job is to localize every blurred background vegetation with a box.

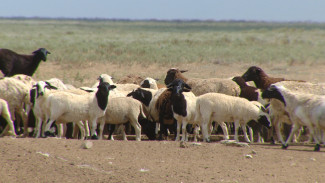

[1,19,325,86]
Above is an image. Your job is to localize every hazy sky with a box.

[1,0,325,22]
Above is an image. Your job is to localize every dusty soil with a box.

[0,136,324,183]
[1,62,325,183]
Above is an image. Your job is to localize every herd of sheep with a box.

[0,48,325,151]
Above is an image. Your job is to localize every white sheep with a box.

[195,93,271,142]
[0,98,16,137]
[266,81,325,145]
[97,97,145,141]
[0,77,31,137]
[96,73,140,92]
[262,84,325,151]
[43,82,116,139]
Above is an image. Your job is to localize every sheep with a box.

[43,82,116,139]
[262,81,325,145]
[241,66,287,91]
[0,48,50,77]
[97,97,145,141]
[11,74,36,87]
[232,76,265,105]
[195,92,271,143]
[232,76,269,142]
[166,79,200,141]
[152,88,177,140]
[140,77,159,90]
[127,88,160,139]
[0,98,16,137]
[0,77,31,137]
[262,84,325,151]
[164,68,240,96]
[241,66,305,143]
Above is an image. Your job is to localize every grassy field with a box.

[1,18,325,86]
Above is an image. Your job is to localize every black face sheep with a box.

[195,92,271,143]
[0,48,51,77]
[262,84,325,151]
[43,82,116,139]
[166,79,199,141]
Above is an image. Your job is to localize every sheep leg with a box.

[234,121,240,142]
[175,120,181,141]
[76,121,85,140]
[181,120,188,142]
[248,126,254,143]
[193,125,199,142]
[83,120,90,137]
[219,122,229,140]
[56,123,63,138]
[274,121,285,144]
[90,119,98,139]
[3,115,16,136]
[44,119,56,137]
[33,117,43,138]
[282,123,301,149]
[119,125,127,141]
[241,124,251,143]
[130,117,141,141]
[201,121,210,142]
[98,118,105,140]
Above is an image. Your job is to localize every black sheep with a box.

[0,48,51,77]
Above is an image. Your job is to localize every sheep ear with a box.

[109,85,116,90]
[180,70,188,73]
[184,83,191,90]
[183,88,191,92]
[45,82,58,90]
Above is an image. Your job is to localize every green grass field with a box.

[1,18,325,86]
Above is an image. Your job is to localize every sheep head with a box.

[241,66,265,82]
[262,85,286,106]
[164,68,188,85]
[167,78,191,96]
[33,48,51,61]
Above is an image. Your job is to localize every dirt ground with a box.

[1,62,325,183]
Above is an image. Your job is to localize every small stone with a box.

[245,154,253,159]
[82,141,93,149]
[252,150,257,154]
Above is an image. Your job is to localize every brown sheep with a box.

[164,68,240,96]
[241,66,286,91]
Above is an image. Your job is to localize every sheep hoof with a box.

[91,135,98,140]
[44,131,55,137]
[281,144,288,149]
[270,137,275,145]
[314,144,320,151]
